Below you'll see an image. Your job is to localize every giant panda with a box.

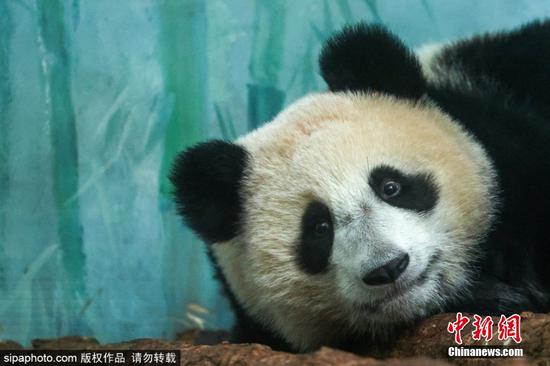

[170,20,550,353]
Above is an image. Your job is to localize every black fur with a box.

[368,165,439,213]
[170,140,248,243]
[431,20,550,115]
[319,23,426,100]
[297,201,334,274]
[428,82,550,314]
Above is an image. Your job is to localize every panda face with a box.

[171,24,504,352]
[210,92,497,350]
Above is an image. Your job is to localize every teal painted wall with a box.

[1,0,549,345]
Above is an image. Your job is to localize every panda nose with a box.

[362,253,409,286]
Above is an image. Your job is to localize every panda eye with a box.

[314,221,331,237]
[369,165,439,213]
[381,179,401,199]
[298,201,334,274]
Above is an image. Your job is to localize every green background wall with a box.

[1,0,549,345]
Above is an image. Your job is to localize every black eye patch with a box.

[297,201,334,274]
[368,165,439,213]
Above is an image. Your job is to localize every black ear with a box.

[319,23,426,100]
[170,140,249,243]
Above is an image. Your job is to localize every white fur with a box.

[415,38,496,92]
[416,42,445,83]
[212,92,497,351]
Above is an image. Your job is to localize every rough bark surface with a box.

[2,312,549,365]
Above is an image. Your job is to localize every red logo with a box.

[447,313,522,344]
[497,314,522,343]
[472,314,494,341]
[447,312,470,344]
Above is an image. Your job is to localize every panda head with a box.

[171,24,497,351]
